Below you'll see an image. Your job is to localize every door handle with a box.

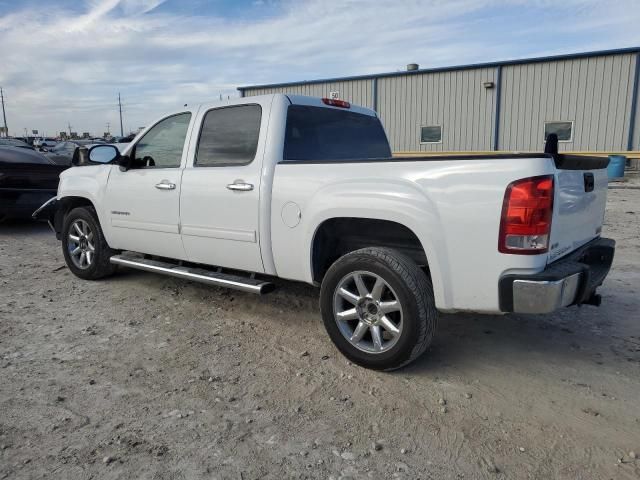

[226,182,254,191]
[155,181,176,190]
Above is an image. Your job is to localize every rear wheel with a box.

[62,207,117,280]
[320,247,437,370]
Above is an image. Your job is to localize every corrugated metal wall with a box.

[377,67,496,151]
[498,53,637,151]
[241,51,640,153]
[245,79,374,109]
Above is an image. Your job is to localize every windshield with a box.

[283,105,391,162]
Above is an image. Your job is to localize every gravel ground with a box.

[0,187,639,480]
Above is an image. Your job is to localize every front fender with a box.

[32,197,60,236]
[57,165,112,240]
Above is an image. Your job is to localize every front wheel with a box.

[62,206,117,280]
[320,247,438,371]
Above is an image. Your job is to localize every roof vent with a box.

[407,63,419,71]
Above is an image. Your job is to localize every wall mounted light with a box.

[483,81,495,89]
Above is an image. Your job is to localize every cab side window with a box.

[132,113,191,169]
[195,105,261,167]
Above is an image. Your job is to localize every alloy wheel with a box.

[67,219,95,270]
[333,270,403,354]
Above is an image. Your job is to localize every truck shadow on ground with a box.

[405,310,618,375]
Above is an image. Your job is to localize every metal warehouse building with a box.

[239,47,640,154]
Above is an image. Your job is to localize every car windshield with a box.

[50,142,73,152]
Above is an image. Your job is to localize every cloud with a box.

[0,0,638,136]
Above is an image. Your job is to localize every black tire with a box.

[61,206,117,280]
[320,247,437,371]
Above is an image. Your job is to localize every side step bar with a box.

[110,253,275,294]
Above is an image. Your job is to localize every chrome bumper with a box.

[512,273,582,314]
[499,237,615,314]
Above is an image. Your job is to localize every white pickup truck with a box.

[34,94,615,370]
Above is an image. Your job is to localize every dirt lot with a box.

[1,187,639,480]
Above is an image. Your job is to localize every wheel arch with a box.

[308,215,450,310]
[53,196,99,239]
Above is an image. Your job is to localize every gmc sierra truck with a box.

[34,94,615,370]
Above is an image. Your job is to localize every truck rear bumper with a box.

[499,237,615,314]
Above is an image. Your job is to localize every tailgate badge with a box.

[583,173,594,192]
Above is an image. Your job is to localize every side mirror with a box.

[71,146,87,166]
[88,145,120,164]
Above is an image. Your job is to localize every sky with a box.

[0,0,639,137]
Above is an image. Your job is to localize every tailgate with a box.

[547,155,609,263]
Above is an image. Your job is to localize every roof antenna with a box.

[544,133,558,155]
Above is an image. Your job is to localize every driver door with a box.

[103,112,193,259]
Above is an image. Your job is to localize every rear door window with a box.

[195,105,262,167]
[283,105,391,162]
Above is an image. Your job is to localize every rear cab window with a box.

[283,105,391,162]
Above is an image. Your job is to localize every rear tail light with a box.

[498,175,554,255]
[322,98,351,108]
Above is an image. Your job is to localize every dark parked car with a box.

[44,141,80,165]
[112,133,136,143]
[0,146,67,221]
[0,138,34,149]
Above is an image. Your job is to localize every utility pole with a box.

[68,122,72,137]
[118,93,124,136]
[0,87,8,137]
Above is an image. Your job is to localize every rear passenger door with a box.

[180,103,266,272]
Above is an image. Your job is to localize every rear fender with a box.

[303,179,450,309]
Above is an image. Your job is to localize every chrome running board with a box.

[110,253,275,294]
